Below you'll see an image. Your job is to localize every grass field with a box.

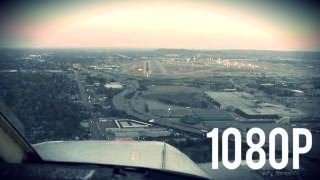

[143,85,208,108]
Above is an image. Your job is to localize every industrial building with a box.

[205,91,305,121]
[105,127,171,138]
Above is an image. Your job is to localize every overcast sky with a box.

[0,0,319,51]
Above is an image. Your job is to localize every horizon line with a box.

[0,46,319,53]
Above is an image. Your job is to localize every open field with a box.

[143,85,208,108]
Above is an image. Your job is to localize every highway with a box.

[74,70,102,140]
[74,70,93,109]
[111,80,206,136]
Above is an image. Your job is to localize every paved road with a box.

[74,70,93,109]
[74,70,101,139]
[111,80,206,136]
[112,80,150,121]
[155,60,169,75]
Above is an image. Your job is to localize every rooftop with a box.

[104,82,123,89]
[205,91,305,117]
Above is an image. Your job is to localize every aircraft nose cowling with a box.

[33,140,209,179]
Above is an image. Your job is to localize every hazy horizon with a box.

[2,47,320,53]
[1,0,319,51]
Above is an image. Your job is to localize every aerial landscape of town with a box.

[1,0,320,179]
[1,48,320,176]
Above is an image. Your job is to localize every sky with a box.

[0,0,319,51]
